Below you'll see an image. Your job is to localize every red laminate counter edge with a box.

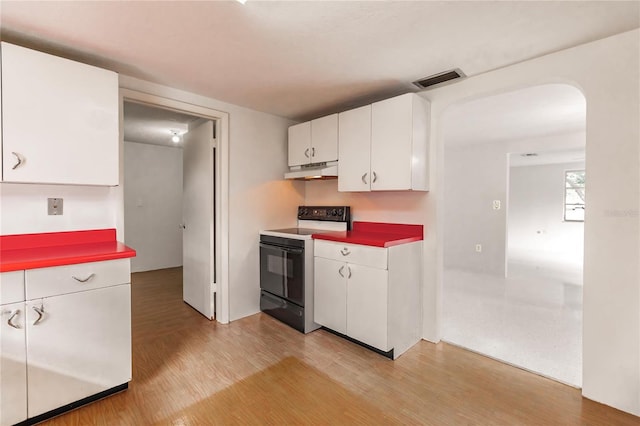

[0,229,136,272]
[312,221,424,248]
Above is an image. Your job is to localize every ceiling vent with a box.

[412,68,466,90]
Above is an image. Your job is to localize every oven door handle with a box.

[259,243,304,254]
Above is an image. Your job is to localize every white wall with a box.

[508,161,585,276]
[443,132,585,276]
[0,183,116,235]
[424,29,639,415]
[117,76,305,322]
[123,141,183,273]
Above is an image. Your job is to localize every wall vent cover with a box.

[412,68,466,89]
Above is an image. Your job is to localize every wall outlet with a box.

[48,198,63,215]
[475,244,482,253]
[493,200,501,210]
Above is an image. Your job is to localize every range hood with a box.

[284,162,338,180]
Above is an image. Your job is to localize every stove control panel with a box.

[297,206,350,223]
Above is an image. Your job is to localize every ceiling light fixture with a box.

[235,0,247,4]
[171,131,181,143]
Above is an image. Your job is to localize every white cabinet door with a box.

[1,42,119,185]
[0,270,25,305]
[338,105,371,192]
[371,94,414,191]
[288,121,311,167]
[310,114,338,164]
[25,284,131,417]
[314,257,347,334]
[1,302,27,426]
[346,264,389,351]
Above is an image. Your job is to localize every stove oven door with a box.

[259,239,304,306]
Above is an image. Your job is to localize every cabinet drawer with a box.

[314,240,387,269]
[0,270,25,305]
[26,259,130,300]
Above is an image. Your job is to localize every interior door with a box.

[182,120,215,319]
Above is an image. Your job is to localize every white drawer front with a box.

[314,240,387,270]
[0,271,25,305]
[26,259,130,300]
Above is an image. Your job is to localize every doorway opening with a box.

[120,90,229,323]
[441,83,586,387]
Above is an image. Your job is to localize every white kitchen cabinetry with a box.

[25,284,131,417]
[313,240,422,358]
[0,271,27,426]
[288,114,338,167]
[346,264,389,351]
[337,105,371,192]
[1,42,119,185]
[338,93,430,192]
[313,257,347,335]
[0,259,131,423]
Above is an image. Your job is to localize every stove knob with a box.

[331,209,338,216]
[337,208,343,217]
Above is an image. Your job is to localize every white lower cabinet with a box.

[0,301,28,426]
[314,257,347,335]
[314,240,422,358]
[26,284,131,417]
[346,264,389,351]
[0,259,131,425]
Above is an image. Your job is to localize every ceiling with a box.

[123,102,203,147]
[443,83,586,168]
[443,84,587,147]
[1,1,638,121]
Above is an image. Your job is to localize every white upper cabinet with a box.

[288,121,311,167]
[338,93,430,192]
[288,114,338,167]
[1,42,119,186]
[338,105,371,192]
[310,114,338,164]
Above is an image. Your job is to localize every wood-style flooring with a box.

[40,267,638,425]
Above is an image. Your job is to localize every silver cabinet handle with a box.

[361,173,368,184]
[32,305,44,326]
[347,266,352,279]
[340,247,351,256]
[7,310,21,329]
[304,148,310,158]
[72,273,95,283]
[11,152,24,170]
[338,266,345,277]
[372,171,378,183]
[311,147,315,157]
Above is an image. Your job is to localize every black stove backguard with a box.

[297,206,351,228]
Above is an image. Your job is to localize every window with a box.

[564,170,585,221]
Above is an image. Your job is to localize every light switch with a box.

[48,198,63,215]
[493,200,501,210]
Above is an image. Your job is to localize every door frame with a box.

[117,88,230,324]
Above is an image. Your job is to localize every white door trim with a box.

[118,88,230,324]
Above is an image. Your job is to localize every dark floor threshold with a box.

[16,382,128,426]
[321,327,394,359]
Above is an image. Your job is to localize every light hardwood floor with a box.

[41,267,638,425]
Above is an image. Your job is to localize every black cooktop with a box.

[265,228,330,236]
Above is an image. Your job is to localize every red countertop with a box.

[0,229,136,272]
[312,221,423,248]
